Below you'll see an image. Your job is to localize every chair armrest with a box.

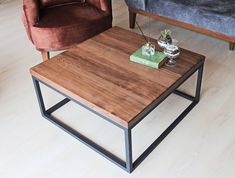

[86,0,112,13]
[22,0,40,26]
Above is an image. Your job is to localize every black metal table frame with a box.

[32,62,204,173]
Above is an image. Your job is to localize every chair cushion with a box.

[145,0,235,37]
[31,3,112,50]
[125,0,146,11]
[40,0,85,8]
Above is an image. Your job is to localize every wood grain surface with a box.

[30,27,205,128]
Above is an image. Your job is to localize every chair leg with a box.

[129,10,136,29]
[229,42,235,51]
[41,50,50,61]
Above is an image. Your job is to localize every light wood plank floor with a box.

[0,0,235,177]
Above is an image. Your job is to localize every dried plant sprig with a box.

[135,22,149,43]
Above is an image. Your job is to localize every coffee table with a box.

[30,27,205,173]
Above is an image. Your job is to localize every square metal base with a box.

[32,64,203,173]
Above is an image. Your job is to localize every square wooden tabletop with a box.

[30,27,205,128]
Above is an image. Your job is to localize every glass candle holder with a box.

[142,43,155,57]
[163,43,180,67]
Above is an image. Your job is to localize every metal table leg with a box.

[31,63,204,173]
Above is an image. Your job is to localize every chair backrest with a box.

[40,0,85,8]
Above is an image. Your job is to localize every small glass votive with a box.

[142,43,155,57]
[163,43,180,67]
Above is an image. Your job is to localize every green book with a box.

[130,47,166,69]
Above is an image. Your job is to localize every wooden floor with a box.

[0,0,235,177]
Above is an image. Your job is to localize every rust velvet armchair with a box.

[22,0,112,61]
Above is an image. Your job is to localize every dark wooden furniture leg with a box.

[41,50,50,61]
[229,42,235,51]
[129,9,136,29]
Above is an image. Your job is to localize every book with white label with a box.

[130,47,166,69]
